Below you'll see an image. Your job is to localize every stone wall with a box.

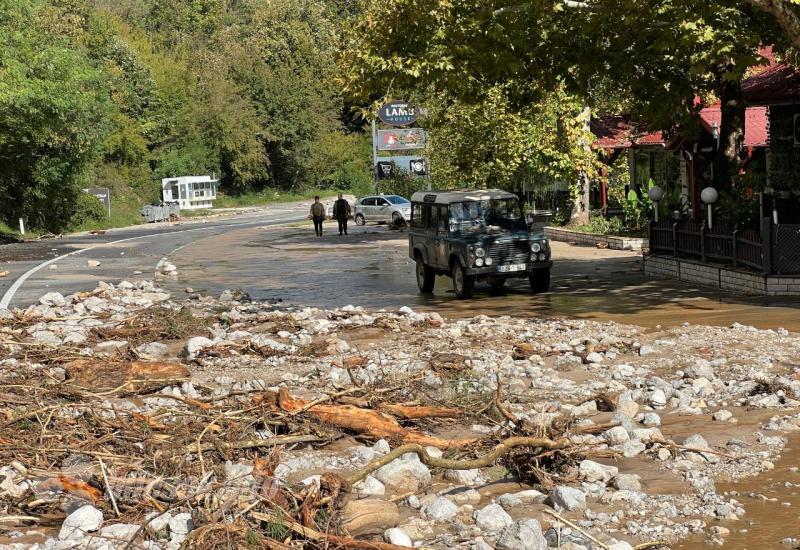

[643,255,800,296]
[545,227,648,252]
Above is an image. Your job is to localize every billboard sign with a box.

[377,128,426,151]
[378,100,418,126]
[83,187,111,217]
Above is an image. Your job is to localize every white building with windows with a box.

[161,175,218,210]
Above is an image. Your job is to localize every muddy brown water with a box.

[678,433,800,550]
[166,224,800,332]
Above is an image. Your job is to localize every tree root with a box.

[346,436,570,485]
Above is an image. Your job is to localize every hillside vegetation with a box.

[0,0,372,233]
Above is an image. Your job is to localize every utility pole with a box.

[371,118,379,195]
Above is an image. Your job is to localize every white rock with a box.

[585,352,604,363]
[579,460,618,483]
[58,505,103,540]
[87,260,101,267]
[474,503,513,532]
[617,400,639,418]
[550,486,586,512]
[375,455,431,493]
[373,439,391,455]
[168,512,193,543]
[496,518,548,550]
[145,512,172,535]
[425,497,459,522]
[39,292,66,307]
[649,389,668,408]
[91,523,139,546]
[356,476,386,496]
[604,426,630,445]
[713,409,734,422]
[443,468,484,487]
[135,342,169,360]
[384,527,412,547]
[613,473,642,492]
[182,336,214,359]
[641,412,661,427]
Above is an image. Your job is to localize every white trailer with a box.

[161,175,219,210]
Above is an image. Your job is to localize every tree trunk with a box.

[570,105,592,225]
[745,0,800,50]
[714,73,746,189]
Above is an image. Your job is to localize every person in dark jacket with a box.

[332,193,352,236]
[310,196,325,236]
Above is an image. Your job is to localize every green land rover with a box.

[409,189,552,299]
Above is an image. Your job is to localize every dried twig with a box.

[186,434,321,454]
[98,458,120,517]
[544,509,609,549]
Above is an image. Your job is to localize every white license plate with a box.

[497,263,526,273]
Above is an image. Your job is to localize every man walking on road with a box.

[310,196,325,237]
[332,193,352,236]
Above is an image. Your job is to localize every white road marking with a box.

[0,213,301,309]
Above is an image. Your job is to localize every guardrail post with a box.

[700,224,706,263]
[732,229,738,268]
[672,222,678,257]
[761,217,772,275]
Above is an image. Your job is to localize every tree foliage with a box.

[346,0,797,190]
[0,0,371,231]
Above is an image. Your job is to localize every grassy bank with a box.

[1,186,368,242]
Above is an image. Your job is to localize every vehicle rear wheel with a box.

[452,261,474,299]
[529,269,551,293]
[415,257,435,293]
[355,213,366,226]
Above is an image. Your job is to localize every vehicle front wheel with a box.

[355,213,365,226]
[529,269,551,293]
[452,261,474,299]
[392,212,402,224]
[415,258,435,293]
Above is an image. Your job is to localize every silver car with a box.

[354,195,412,225]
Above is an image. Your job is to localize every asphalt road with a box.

[0,201,314,308]
[165,222,800,331]
[4,208,800,331]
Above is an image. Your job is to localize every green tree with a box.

[0,0,111,231]
[346,0,793,189]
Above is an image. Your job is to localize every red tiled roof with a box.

[592,104,768,150]
[698,104,768,148]
[743,62,800,104]
[590,115,665,149]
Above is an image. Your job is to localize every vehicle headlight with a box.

[531,242,542,253]
[475,247,486,258]
[475,258,484,267]
[485,257,493,265]
[538,253,546,261]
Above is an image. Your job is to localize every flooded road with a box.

[167,223,800,331]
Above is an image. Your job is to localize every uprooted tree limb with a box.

[260,388,479,448]
[346,437,571,485]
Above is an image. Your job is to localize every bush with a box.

[67,193,108,230]
[575,215,623,235]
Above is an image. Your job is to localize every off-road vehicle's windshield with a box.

[449,199,525,232]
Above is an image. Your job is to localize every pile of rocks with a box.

[1,281,799,549]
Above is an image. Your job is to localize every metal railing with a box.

[774,224,800,275]
[649,219,766,273]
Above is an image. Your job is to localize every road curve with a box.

[0,202,311,308]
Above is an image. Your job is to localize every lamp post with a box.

[647,185,664,222]
[701,187,718,229]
